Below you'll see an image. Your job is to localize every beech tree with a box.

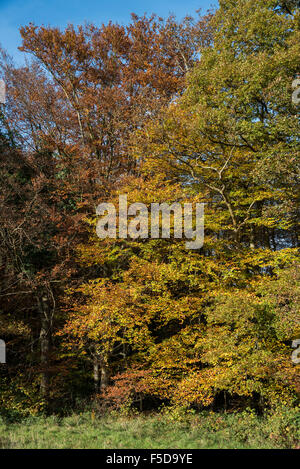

[0,12,212,411]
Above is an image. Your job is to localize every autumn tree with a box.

[0,12,213,411]
[64,1,299,410]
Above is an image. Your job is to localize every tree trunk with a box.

[100,361,109,390]
[93,356,100,392]
[37,291,52,401]
[93,353,109,393]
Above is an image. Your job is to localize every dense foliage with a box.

[0,0,299,417]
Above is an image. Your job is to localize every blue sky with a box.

[0,0,216,64]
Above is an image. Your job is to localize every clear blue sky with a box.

[0,0,217,64]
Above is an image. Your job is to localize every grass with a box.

[0,407,299,449]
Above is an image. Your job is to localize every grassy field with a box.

[0,408,299,449]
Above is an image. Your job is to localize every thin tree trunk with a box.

[37,291,52,400]
[93,356,100,392]
[93,351,109,393]
[100,361,109,390]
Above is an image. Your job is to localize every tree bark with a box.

[93,354,109,392]
[100,361,109,390]
[93,356,100,392]
[37,291,52,401]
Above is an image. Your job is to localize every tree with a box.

[136,0,300,251]
[66,0,300,410]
